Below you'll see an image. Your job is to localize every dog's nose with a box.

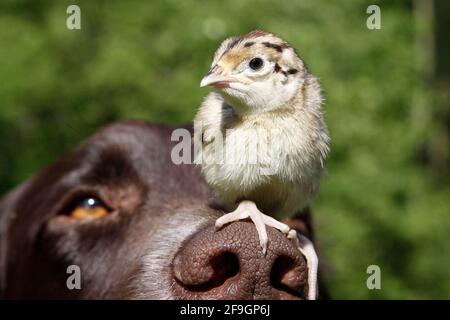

[171,221,308,299]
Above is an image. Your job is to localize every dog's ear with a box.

[0,196,9,298]
[0,193,12,298]
[0,184,26,299]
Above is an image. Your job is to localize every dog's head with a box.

[0,120,314,299]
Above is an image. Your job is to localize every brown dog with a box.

[0,120,323,299]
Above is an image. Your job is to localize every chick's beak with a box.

[200,65,232,88]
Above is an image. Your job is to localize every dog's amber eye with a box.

[69,197,109,219]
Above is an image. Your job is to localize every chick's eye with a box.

[69,197,110,219]
[249,57,264,70]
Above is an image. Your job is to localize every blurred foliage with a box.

[0,0,448,299]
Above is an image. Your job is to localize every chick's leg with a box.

[215,200,291,254]
[288,230,318,300]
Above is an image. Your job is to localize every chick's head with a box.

[201,30,307,114]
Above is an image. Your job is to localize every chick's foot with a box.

[215,200,291,254]
[288,230,318,300]
[215,200,318,300]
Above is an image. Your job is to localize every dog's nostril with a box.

[208,252,240,286]
[270,256,306,297]
[173,251,239,289]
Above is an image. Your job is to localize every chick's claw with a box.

[215,200,291,254]
[288,229,318,300]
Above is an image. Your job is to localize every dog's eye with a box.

[69,197,110,219]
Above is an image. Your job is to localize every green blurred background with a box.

[0,0,448,299]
